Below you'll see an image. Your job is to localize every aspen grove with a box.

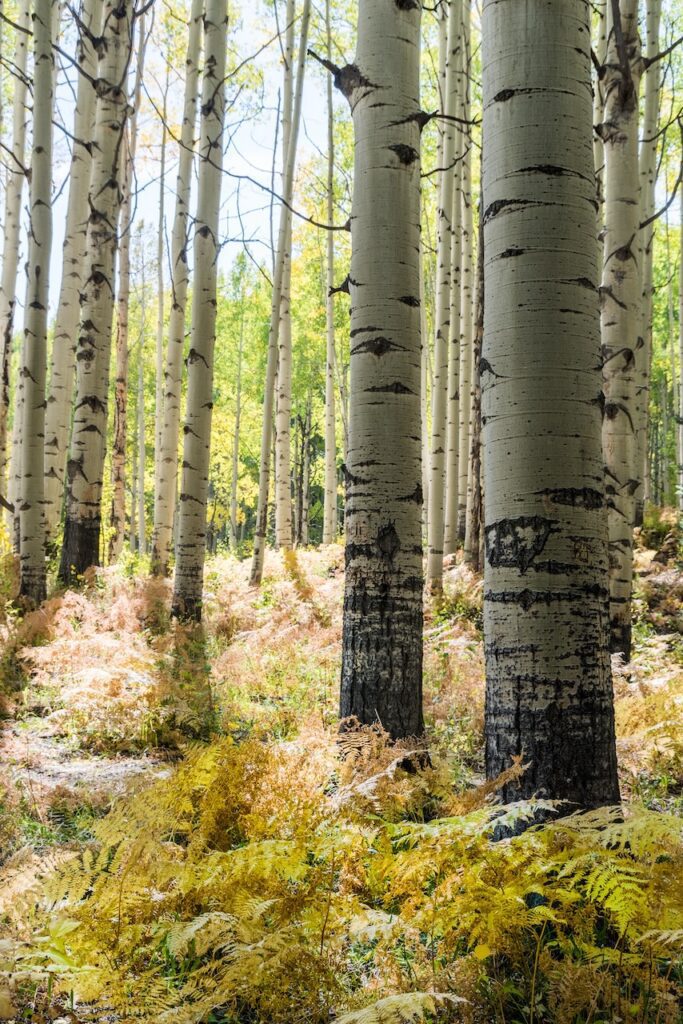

[0,0,682,1020]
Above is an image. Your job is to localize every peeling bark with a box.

[482,0,619,807]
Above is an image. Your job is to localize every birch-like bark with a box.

[0,0,29,501]
[250,0,311,584]
[153,69,168,519]
[427,0,462,588]
[456,16,474,543]
[137,350,146,555]
[322,0,337,545]
[464,198,483,568]
[109,15,146,563]
[230,297,244,551]
[43,0,102,539]
[18,0,54,604]
[419,243,430,534]
[593,1,607,206]
[339,0,424,739]
[150,0,203,576]
[58,0,134,583]
[482,0,619,806]
[635,0,662,521]
[679,192,683,509]
[600,0,642,659]
[275,0,311,550]
[171,0,227,619]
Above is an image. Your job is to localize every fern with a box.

[334,992,467,1024]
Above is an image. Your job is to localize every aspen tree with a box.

[58,0,134,583]
[137,346,146,555]
[109,16,147,563]
[0,0,29,497]
[171,0,227,619]
[275,0,311,550]
[456,6,474,542]
[322,0,338,545]
[230,292,244,551]
[338,0,424,739]
[427,0,461,588]
[250,0,311,585]
[154,69,168,512]
[482,0,619,806]
[464,200,483,568]
[18,0,54,604]
[635,0,662,521]
[600,0,642,659]
[679,191,683,508]
[151,0,203,576]
[43,0,102,539]
[593,1,607,205]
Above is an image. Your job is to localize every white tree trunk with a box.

[456,20,474,543]
[339,0,424,739]
[109,14,147,563]
[150,0,203,576]
[427,0,462,588]
[171,0,227,619]
[137,350,146,556]
[58,0,134,583]
[482,0,619,806]
[43,0,102,540]
[250,0,311,584]
[600,0,642,659]
[635,0,662,520]
[230,294,244,551]
[679,191,683,509]
[18,0,54,604]
[153,70,168,525]
[0,0,30,503]
[322,0,337,545]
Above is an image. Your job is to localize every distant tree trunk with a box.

[18,0,54,604]
[679,192,683,510]
[58,0,134,584]
[230,294,244,552]
[464,198,483,568]
[322,0,337,545]
[635,0,662,522]
[419,243,430,536]
[339,0,424,740]
[250,0,311,585]
[43,0,102,540]
[171,0,227,620]
[427,0,462,589]
[109,15,147,563]
[600,0,642,659]
[457,11,474,542]
[137,349,146,556]
[0,0,29,504]
[151,0,203,576]
[482,0,619,807]
[154,71,168,516]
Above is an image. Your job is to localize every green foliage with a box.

[9,735,682,1024]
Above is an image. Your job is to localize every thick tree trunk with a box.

[635,0,662,523]
[339,0,424,740]
[18,0,54,604]
[600,0,642,660]
[58,0,134,584]
[150,0,203,576]
[43,0,102,540]
[109,15,147,563]
[322,0,337,545]
[171,0,227,620]
[0,0,30,503]
[482,0,620,807]
[250,0,311,584]
[427,0,462,588]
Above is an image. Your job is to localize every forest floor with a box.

[0,524,681,1023]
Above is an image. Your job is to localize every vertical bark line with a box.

[150,0,203,576]
[230,288,244,551]
[634,0,662,523]
[322,0,338,545]
[109,13,147,563]
[171,0,228,620]
[250,0,312,585]
[456,0,473,543]
[58,0,134,584]
[0,0,30,506]
[18,0,54,604]
[154,69,169,518]
[679,191,683,509]
[592,0,607,208]
[443,148,463,555]
[464,195,484,567]
[482,0,619,807]
[340,0,424,740]
[43,0,102,541]
[137,337,146,555]
[600,0,642,660]
[419,241,430,536]
[427,0,462,588]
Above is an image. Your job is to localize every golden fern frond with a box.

[334,992,467,1024]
